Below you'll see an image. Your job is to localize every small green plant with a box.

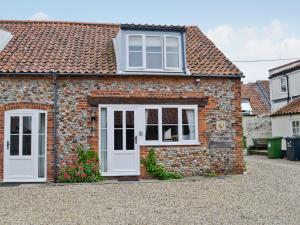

[206,171,217,178]
[142,149,182,180]
[59,146,103,183]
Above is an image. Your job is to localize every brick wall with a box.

[0,75,244,181]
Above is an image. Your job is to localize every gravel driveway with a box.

[0,155,299,225]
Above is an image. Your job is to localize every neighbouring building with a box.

[269,60,300,150]
[241,81,271,148]
[0,20,244,183]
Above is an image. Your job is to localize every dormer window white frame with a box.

[280,77,287,93]
[126,34,182,72]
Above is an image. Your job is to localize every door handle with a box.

[135,136,137,144]
[6,141,10,150]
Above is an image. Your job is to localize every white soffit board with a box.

[0,29,13,51]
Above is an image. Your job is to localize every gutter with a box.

[285,74,290,103]
[52,73,59,183]
[0,72,244,78]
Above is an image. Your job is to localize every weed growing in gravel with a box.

[59,146,103,183]
[205,171,217,178]
[142,149,182,180]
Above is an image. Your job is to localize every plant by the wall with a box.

[142,149,182,180]
[59,146,103,183]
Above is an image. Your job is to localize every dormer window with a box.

[126,33,182,72]
[0,29,13,51]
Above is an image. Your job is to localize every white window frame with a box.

[126,34,145,70]
[280,77,287,93]
[291,120,300,137]
[164,35,182,71]
[126,34,183,72]
[142,105,199,146]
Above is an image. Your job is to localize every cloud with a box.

[29,12,49,21]
[206,20,300,82]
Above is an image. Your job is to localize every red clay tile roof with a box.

[241,80,270,115]
[272,97,300,117]
[0,20,241,76]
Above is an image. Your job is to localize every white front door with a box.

[4,110,47,182]
[100,106,140,176]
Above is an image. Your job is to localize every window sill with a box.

[139,141,200,146]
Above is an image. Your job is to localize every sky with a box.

[1,0,300,82]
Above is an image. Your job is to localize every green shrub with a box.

[142,149,182,180]
[58,146,103,183]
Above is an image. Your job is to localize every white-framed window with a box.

[144,105,198,145]
[280,77,287,93]
[292,120,300,136]
[241,99,252,115]
[126,34,182,72]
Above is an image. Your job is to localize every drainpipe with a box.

[285,74,290,103]
[52,73,59,183]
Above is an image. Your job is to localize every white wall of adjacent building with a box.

[272,114,300,150]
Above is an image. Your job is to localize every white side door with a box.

[4,110,46,182]
[103,106,140,176]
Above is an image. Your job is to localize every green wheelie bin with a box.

[267,137,283,159]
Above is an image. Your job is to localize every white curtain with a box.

[186,110,195,140]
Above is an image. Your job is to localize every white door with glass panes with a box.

[99,106,140,176]
[4,110,47,182]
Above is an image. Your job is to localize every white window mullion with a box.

[143,34,146,69]
[178,107,182,142]
[158,108,162,142]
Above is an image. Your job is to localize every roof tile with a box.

[272,97,300,116]
[0,20,241,76]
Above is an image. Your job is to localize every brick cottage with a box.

[0,21,243,182]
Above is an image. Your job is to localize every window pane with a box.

[126,111,134,129]
[38,156,45,178]
[162,125,178,142]
[129,36,142,51]
[23,116,32,134]
[182,109,195,124]
[38,134,45,155]
[182,109,196,141]
[39,113,46,134]
[146,109,158,124]
[145,109,159,141]
[114,111,123,128]
[38,113,46,178]
[100,151,107,172]
[183,125,195,140]
[162,108,178,124]
[146,36,162,52]
[129,52,143,67]
[114,130,123,150]
[10,135,19,155]
[22,135,31,155]
[126,129,134,150]
[146,53,162,69]
[166,53,179,68]
[166,37,179,52]
[11,117,19,134]
[101,108,107,129]
[146,125,158,140]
